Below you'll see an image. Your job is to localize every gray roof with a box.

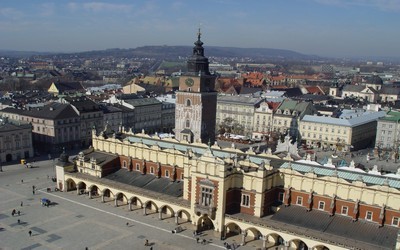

[1,102,79,120]
[270,205,398,250]
[125,135,400,190]
[104,169,183,197]
[124,98,161,107]
[0,119,31,132]
[301,111,385,127]
[217,95,263,106]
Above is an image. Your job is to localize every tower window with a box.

[365,211,373,221]
[186,99,191,106]
[318,201,325,210]
[296,196,303,205]
[241,194,250,207]
[186,120,190,128]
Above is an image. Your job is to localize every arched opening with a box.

[65,179,77,192]
[114,192,127,207]
[312,245,330,250]
[176,210,191,224]
[101,189,114,203]
[77,182,87,195]
[225,222,241,239]
[144,201,158,215]
[6,154,12,162]
[159,205,174,220]
[290,239,309,250]
[128,197,143,211]
[265,233,285,247]
[244,227,262,243]
[197,215,214,232]
[89,185,100,198]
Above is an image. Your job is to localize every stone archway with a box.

[290,239,309,250]
[243,227,262,245]
[128,196,143,211]
[159,205,174,220]
[176,209,191,225]
[143,200,158,215]
[265,233,285,247]
[77,181,87,195]
[101,189,114,203]
[114,192,127,207]
[65,178,77,192]
[312,245,330,250]
[224,222,241,239]
[88,185,100,198]
[197,215,214,232]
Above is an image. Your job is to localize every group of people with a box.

[11,209,21,217]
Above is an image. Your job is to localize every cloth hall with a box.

[56,32,400,250]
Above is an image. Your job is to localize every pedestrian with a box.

[32,190,35,195]
[20,201,23,207]
[28,230,32,237]
[21,179,23,183]
[144,239,149,246]
[12,209,16,216]
[126,222,129,227]
[196,237,200,243]
[17,211,20,216]
[18,219,20,224]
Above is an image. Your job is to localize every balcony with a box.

[194,203,216,219]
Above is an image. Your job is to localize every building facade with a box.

[0,118,33,162]
[300,110,386,151]
[0,102,81,152]
[216,95,263,137]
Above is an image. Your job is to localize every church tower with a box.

[175,29,217,144]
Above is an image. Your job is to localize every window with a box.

[392,217,399,226]
[296,196,303,205]
[136,163,140,171]
[181,173,184,180]
[366,211,373,221]
[318,201,325,210]
[186,120,190,128]
[186,99,191,106]
[201,187,213,206]
[241,194,250,207]
[341,206,348,215]
[150,167,154,174]
[278,192,284,202]
[122,161,127,168]
[165,170,170,178]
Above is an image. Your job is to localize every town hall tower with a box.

[174,29,217,144]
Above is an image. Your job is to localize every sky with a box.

[0,0,399,58]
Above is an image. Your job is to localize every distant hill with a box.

[0,46,318,60]
[74,46,315,60]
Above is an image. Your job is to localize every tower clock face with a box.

[185,78,194,86]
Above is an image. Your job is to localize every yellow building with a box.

[56,128,400,250]
[300,110,385,151]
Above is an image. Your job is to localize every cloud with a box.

[314,0,400,12]
[39,3,55,17]
[0,7,23,20]
[82,2,133,12]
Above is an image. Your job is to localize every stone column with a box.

[101,194,105,203]
[128,200,132,211]
[174,212,179,225]
[262,235,268,249]
[241,231,247,246]
[143,206,147,216]
[114,198,118,207]
[159,210,163,220]
[77,187,80,195]
[88,189,92,199]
